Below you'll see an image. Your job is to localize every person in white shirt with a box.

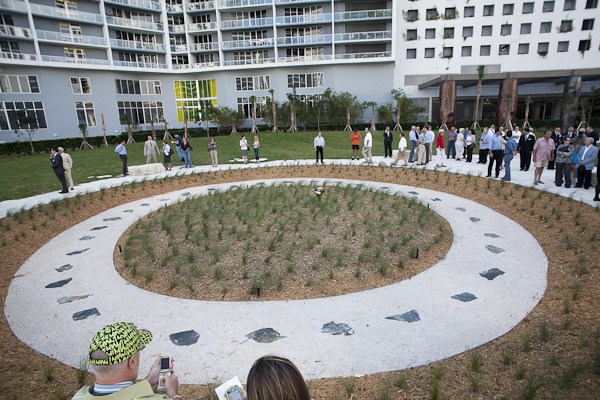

[313,131,325,164]
[362,128,373,163]
[425,126,434,161]
[512,125,522,145]
[455,128,465,160]
[391,131,408,167]
[239,135,249,164]
[408,126,418,162]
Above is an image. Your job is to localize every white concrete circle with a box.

[5,179,547,384]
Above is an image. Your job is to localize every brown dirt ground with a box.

[0,165,599,400]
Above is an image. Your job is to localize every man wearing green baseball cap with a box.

[72,322,181,400]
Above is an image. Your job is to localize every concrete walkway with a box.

[0,153,597,219]
[5,178,547,384]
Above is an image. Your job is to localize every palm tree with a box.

[78,123,94,149]
[339,92,356,131]
[119,114,135,143]
[363,101,378,132]
[249,95,259,133]
[269,89,279,132]
[472,65,485,130]
[287,91,298,132]
[390,89,409,131]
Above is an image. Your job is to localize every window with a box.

[287,73,324,88]
[482,26,493,36]
[115,80,161,95]
[464,6,475,17]
[518,43,529,54]
[483,5,495,16]
[444,7,457,19]
[523,2,535,13]
[543,1,555,11]
[521,23,532,34]
[0,40,20,54]
[501,24,512,35]
[461,46,472,57]
[118,101,165,125]
[586,0,598,8]
[425,28,435,39]
[75,101,96,127]
[463,26,473,38]
[405,29,418,41]
[538,42,549,55]
[564,0,576,10]
[540,22,552,33]
[499,44,510,55]
[442,47,453,58]
[405,9,419,22]
[424,48,435,58]
[0,14,14,26]
[559,20,573,32]
[443,28,454,39]
[140,80,161,95]
[55,0,76,10]
[0,101,47,130]
[0,75,39,94]
[480,45,491,56]
[582,19,595,30]
[406,48,417,59]
[70,77,91,94]
[578,39,591,52]
[426,8,439,20]
[557,41,569,52]
[237,96,266,118]
[236,75,270,91]
[64,47,85,59]
[503,4,514,14]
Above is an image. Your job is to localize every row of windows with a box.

[118,101,164,125]
[406,40,592,58]
[0,101,47,131]
[288,73,324,89]
[115,79,162,95]
[236,76,270,91]
[0,75,39,94]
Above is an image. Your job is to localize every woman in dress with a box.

[455,128,465,160]
[162,140,172,171]
[253,135,260,163]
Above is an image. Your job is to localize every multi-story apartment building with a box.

[0,0,598,141]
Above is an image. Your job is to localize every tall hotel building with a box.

[0,0,599,140]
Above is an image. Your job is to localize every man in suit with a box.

[50,147,68,194]
[548,127,562,170]
[575,137,599,189]
[518,127,536,171]
[383,126,393,158]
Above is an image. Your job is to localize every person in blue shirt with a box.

[478,127,490,164]
[487,130,503,178]
[502,131,518,181]
[114,139,128,177]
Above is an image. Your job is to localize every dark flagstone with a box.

[58,294,92,304]
[79,236,94,241]
[66,248,89,256]
[486,245,505,254]
[321,321,354,336]
[90,226,107,231]
[159,198,170,201]
[431,198,441,201]
[470,217,481,223]
[103,217,121,222]
[480,268,505,280]
[123,209,134,213]
[386,309,421,323]
[409,191,419,195]
[73,308,100,321]
[55,264,74,272]
[182,192,191,196]
[140,203,150,206]
[169,330,200,346]
[45,278,72,288]
[246,328,283,343]
[456,207,466,212]
[484,233,500,238]
[452,292,477,302]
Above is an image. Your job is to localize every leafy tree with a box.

[13,110,39,153]
[286,90,301,132]
[580,86,600,125]
[390,88,423,131]
[268,89,279,132]
[325,90,362,131]
[377,103,394,126]
[363,101,378,132]
[301,94,327,131]
[119,114,136,143]
[249,95,259,133]
[210,106,243,135]
[264,94,287,131]
[78,123,94,149]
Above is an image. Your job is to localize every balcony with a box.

[0,51,37,61]
[166,4,184,13]
[223,57,275,66]
[189,42,219,52]
[218,0,272,8]
[0,25,32,39]
[187,22,218,32]
[334,51,391,60]
[275,13,331,26]
[335,9,392,22]
[170,44,188,53]
[104,0,161,12]
[186,1,216,12]
[193,60,220,68]
[277,54,332,63]
[274,0,328,4]
[221,38,274,49]
[334,31,392,43]
[41,55,111,65]
[168,24,186,33]
[29,3,104,24]
[0,0,28,13]
[106,16,162,31]
[113,60,167,68]
[277,34,331,45]
[110,38,164,52]
[37,30,106,46]
[220,17,273,30]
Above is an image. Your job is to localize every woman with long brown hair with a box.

[246,356,310,400]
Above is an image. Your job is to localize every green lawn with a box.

[0,130,384,201]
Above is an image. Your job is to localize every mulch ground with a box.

[0,165,599,400]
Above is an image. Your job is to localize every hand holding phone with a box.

[225,385,244,400]
[157,356,171,393]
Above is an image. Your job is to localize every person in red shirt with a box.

[436,129,447,167]
[350,130,361,160]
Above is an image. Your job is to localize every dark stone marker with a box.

[256,182,265,186]
[45,278,72,288]
[182,192,191,196]
[321,321,355,336]
[409,191,419,195]
[484,233,500,238]
[431,198,442,202]
[159,198,170,201]
[486,245,505,254]
[169,330,200,346]
[55,264,74,272]
[90,226,107,231]
[103,217,122,221]
[73,308,100,321]
[452,292,477,302]
[58,294,92,304]
[123,209,134,213]
[246,328,283,343]
[140,203,150,206]
[386,309,421,323]
[455,207,466,212]
[470,217,481,223]
[479,268,505,280]
[66,248,89,256]
[79,236,94,241]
